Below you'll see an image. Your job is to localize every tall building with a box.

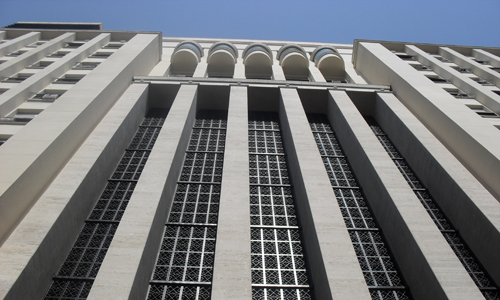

[0,22,499,300]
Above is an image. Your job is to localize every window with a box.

[6,50,27,57]
[103,43,123,49]
[27,61,53,69]
[396,54,416,61]
[64,42,84,49]
[469,106,498,117]
[446,89,472,98]
[412,64,431,71]
[53,75,84,84]
[26,41,46,48]
[434,56,451,63]
[2,74,32,83]
[49,51,68,58]
[31,91,65,102]
[490,67,500,73]
[426,75,449,83]
[452,66,470,73]
[90,52,112,58]
[473,59,490,65]
[72,62,100,70]
[471,77,493,85]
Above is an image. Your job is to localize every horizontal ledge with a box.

[133,76,391,91]
[149,281,212,286]
[52,276,95,282]
[250,225,300,230]
[249,152,285,156]
[250,183,292,187]
[185,150,224,154]
[177,181,222,185]
[251,284,311,289]
[165,223,218,227]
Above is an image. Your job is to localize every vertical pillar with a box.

[233,51,246,79]
[272,51,286,80]
[148,48,174,76]
[211,86,251,299]
[0,32,40,57]
[473,49,500,68]
[193,49,208,77]
[328,89,483,300]
[279,88,371,300]
[87,84,198,300]
[308,65,326,82]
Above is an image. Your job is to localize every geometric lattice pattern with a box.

[148,110,227,300]
[308,114,409,300]
[366,117,499,299]
[249,111,312,299]
[44,109,167,300]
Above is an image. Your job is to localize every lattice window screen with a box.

[43,110,167,300]
[147,110,227,300]
[249,112,312,300]
[366,117,499,300]
[308,114,410,300]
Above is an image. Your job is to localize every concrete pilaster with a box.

[211,86,251,299]
[328,89,484,300]
[439,47,500,88]
[0,32,74,79]
[233,51,246,79]
[193,49,208,77]
[308,65,326,82]
[0,33,161,245]
[87,84,198,300]
[355,41,500,202]
[473,49,500,68]
[0,32,40,57]
[0,33,110,117]
[374,91,500,287]
[406,45,500,114]
[0,83,150,300]
[149,48,173,76]
[279,88,370,300]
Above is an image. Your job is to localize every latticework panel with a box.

[366,117,499,298]
[148,110,227,300]
[44,110,166,300]
[249,112,312,300]
[308,114,409,299]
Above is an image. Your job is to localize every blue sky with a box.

[1,0,499,47]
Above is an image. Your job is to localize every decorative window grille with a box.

[366,117,500,300]
[147,110,227,300]
[308,114,410,300]
[43,110,167,300]
[249,112,312,300]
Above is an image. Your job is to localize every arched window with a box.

[243,43,273,79]
[207,42,238,78]
[170,41,203,77]
[277,44,309,81]
[311,46,345,82]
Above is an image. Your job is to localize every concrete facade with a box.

[0,23,499,300]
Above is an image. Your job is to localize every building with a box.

[0,22,499,300]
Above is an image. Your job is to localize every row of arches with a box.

[169,41,345,81]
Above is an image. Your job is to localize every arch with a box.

[277,44,309,80]
[243,43,273,79]
[207,42,237,78]
[170,41,203,77]
[311,46,345,80]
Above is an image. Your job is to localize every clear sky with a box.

[1,0,499,47]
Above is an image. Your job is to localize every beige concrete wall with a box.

[355,42,500,202]
[87,84,198,300]
[373,92,500,286]
[0,32,40,57]
[211,86,251,299]
[279,88,370,300]
[0,33,161,246]
[0,83,150,300]
[327,90,483,300]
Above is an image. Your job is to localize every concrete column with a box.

[0,32,75,78]
[0,33,110,117]
[308,65,326,82]
[354,41,500,202]
[233,50,246,79]
[211,86,251,299]
[278,88,370,300]
[87,84,198,300]
[328,90,483,300]
[0,83,150,300]
[439,47,500,88]
[0,32,40,57]
[148,48,174,76]
[0,31,5,41]
[473,49,500,68]
[193,49,208,77]
[340,53,367,84]
[374,92,500,286]
[406,45,500,114]
[0,33,161,245]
